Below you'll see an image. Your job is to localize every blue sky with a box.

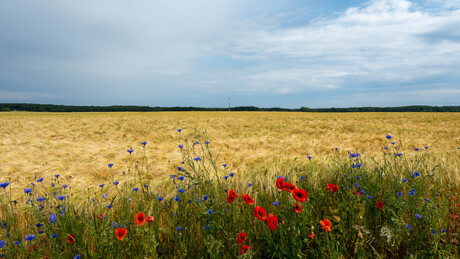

[1,0,459,108]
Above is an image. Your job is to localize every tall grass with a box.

[0,131,459,258]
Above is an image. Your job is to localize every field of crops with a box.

[0,112,459,258]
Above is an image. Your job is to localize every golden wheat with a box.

[0,112,459,194]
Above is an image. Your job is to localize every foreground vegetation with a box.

[0,131,459,258]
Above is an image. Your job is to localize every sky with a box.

[1,0,459,108]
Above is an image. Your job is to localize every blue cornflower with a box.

[406,224,412,229]
[355,163,362,168]
[391,142,395,145]
[367,195,371,199]
[157,197,163,202]
[113,181,119,186]
[204,141,210,144]
[397,192,403,197]
[37,197,45,202]
[273,202,279,206]
[49,214,57,223]
[178,145,183,149]
[205,225,210,230]
[222,164,227,167]
[52,233,57,238]
[133,187,139,191]
[108,163,114,168]
[24,188,32,194]
[383,147,388,150]
[177,167,182,171]
[0,240,5,248]
[197,198,200,202]
[62,184,68,189]
[360,190,365,195]
[127,148,133,153]
[99,184,105,188]
[402,178,407,182]
[396,153,402,157]
[178,176,185,181]
[248,183,252,187]
[178,188,185,194]
[144,184,148,188]
[415,214,422,219]
[25,235,35,241]
[424,198,429,202]
[386,135,392,139]
[229,172,235,177]
[424,146,428,149]
[307,155,312,159]
[409,189,415,196]
[207,210,213,214]
[38,230,44,234]
[175,196,180,202]
[36,177,44,183]
[356,176,360,179]
[177,227,182,231]
[343,174,347,177]
[349,153,360,158]
[300,176,305,180]
[414,147,419,151]
[74,255,81,259]
[14,241,20,245]
[170,175,176,179]
[103,194,107,199]
[35,223,43,228]
[354,183,359,188]
[141,142,147,145]
[177,129,182,132]
[224,176,229,180]
[203,195,208,201]
[0,182,9,188]
[107,204,113,209]
[414,171,420,177]
[55,174,60,178]
[441,229,446,233]
[431,230,436,234]
[194,157,201,161]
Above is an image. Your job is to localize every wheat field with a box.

[1,112,459,194]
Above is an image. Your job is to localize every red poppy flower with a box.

[116,227,127,241]
[376,201,384,209]
[98,214,104,219]
[326,184,339,192]
[254,206,267,221]
[146,216,154,222]
[294,203,302,213]
[292,188,308,203]
[276,177,284,189]
[67,234,75,243]
[266,213,278,231]
[320,218,332,232]
[135,212,146,226]
[237,232,246,244]
[308,232,314,239]
[242,194,254,204]
[240,245,250,255]
[285,183,296,192]
[227,189,238,203]
[451,214,459,219]
[227,195,236,203]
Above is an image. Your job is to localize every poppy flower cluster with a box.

[320,218,332,232]
[276,177,308,203]
[254,206,278,230]
[326,183,339,192]
[227,189,238,203]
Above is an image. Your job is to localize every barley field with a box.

[1,112,459,193]
[1,111,459,258]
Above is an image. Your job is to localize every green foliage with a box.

[1,103,459,112]
[0,134,458,258]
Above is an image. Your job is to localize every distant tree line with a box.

[0,103,459,112]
